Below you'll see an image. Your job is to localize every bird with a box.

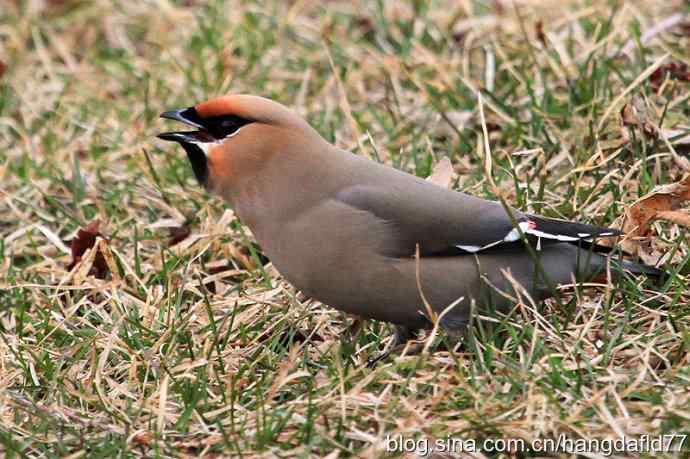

[157,94,662,363]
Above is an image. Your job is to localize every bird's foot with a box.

[367,325,419,367]
[367,346,395,368]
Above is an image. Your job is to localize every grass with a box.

[1,0,690,457]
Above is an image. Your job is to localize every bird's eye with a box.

[203,114,253,139]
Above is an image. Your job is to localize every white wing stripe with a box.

[455,219,616,253]
[503,221,533,242]
[456,244,482,253]
[525,228,579,241]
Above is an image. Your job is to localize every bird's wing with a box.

[335,180,620,257]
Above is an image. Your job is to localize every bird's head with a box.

[157,94,322,193]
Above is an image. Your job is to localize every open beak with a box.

[157,107,210,140]
[156,130,216,143]
[159,108,206,130]
[157,107,211,186]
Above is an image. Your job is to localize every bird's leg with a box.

[367,325,419,367]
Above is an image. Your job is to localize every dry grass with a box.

[1,0,690,457]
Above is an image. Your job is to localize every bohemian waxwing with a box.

[158,94,662,363]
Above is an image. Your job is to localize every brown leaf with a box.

[355,16,375,36]
[649,61,690,90]
[67,219,109,279]
[624,176,690,235]
[452,31,466,45]
[348,315,365,338]
[168,225,191,247]
[0,61,5,79]
[68,220,100,265]
[619,96,657,139]
[620,102,637,126]
[131,431,154,446]
[535,20,546,46]
[656,210,690,228]
[226,243,256,271]
[681,21,690,36]
[621,175,690,259]
[426,157,454,189]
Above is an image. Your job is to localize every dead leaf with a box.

[535,20,546,46]
[426,157,454,189]
[619,96,657,139]
[624,176,690,235]
[225,243,256,271]
[348,315,364,338]
[649,61,690,90]
[681,20,690,36]
[621,175,690,261]
[452,31,466,45]
[131,431,154,446]
[656,210,690,227]
[355,16,375,37]
[67,219,109,279]
[168,225,191,247]
[0,61,6,79]
[620,102,637,126]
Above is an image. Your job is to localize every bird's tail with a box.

[576,250,664,280]
[616,258,665,277]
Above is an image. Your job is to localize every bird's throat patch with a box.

[178,142,209,185]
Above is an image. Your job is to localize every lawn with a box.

[1,0,689,457]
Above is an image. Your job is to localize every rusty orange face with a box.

[158,94,321,197]
[157,97,254,186]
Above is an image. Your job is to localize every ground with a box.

[1,0,689,457]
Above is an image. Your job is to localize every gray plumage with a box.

[158,95,661,359]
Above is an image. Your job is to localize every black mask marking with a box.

[173,107,252,140]
[158,106,254,187]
